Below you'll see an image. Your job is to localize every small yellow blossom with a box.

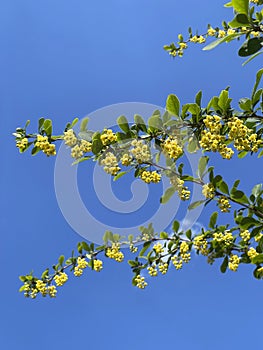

[218,196,231,213]
[153,242,164,254]
[247,247,259,260]
[240,230,250,242]
[100,129,117,145]
[74,267,83,277]
[147,266,158,276]
[228,254,240,271]
[158,262,169,274]
[202,183,215,199]
[171,255,183,269]
[134,275,147,289]
[106,243,124,262]
[54,272,68,286]
[162,136,183,160]
[100,152,120,175]
[131,139,151,163]
[64,129,77,147]
[16,137,28,151]
[207,27,216,36]
[48,285,57,298]
[93,259,103,272]
[218,30,226,38]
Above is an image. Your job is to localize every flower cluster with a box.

[140,170,161,184]
[218,196,231,213]
[100,129,117,146]
[100,152,120,175]
[35,135,56,156]
[228,254,240,272]
[247,247,259,260]
[228,117,262,153]
[93,259,103,272]
[71,140,92,159]
[213,230,234,246]
[106,243,124,262]
[54,272,68,286]
[193,235,209,256]
[202,183,215,199]
[200,116,234,159]
[170,176,191,200]
[134,275,147,289]
[130,139,151,163]
[16,137,28,151]
[121,153,132,166]
[74,257,88,277]
[171,255,183,269]
[190,35,206,43]
[147,265,158,276]
[162,136,183,160]
[158,262,169,274]
[153,242,164,254]
[180,241,191,263]
[64,129,77,147]
[240,230,251,242]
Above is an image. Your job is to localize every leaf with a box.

[195,90,202,107]
[80,117,89,132]
[230,189,250,204]
[188,200,206,210]
[160,231,169,239]
[72,156,92,165]
[231,0,248,15]
[38,117,45,132]
[78,130,94,141]
[220,256,228,273]
[148,113,163,133]
[166,94,180,117]
[187,137,199,153]
[229,13,249,27]
[134,114,147,132]
[203,33,241,51]
[25,120,30,128]
[252,184,262,197]
[218,90,232,112]
[43,119,52,136]
[113,171,128,181]
[58,255,65,266]
[218,180,229,195]
[91,132,103,155]
[197,156,209,179]
[82,241,90,251]
[172,220,180,232]
[117,115,130,133]
[160,187,176,204]
[239,217,261,230]
[209,212,218,229]
[238,98,252,112]
[139,241,151,257]
[70,117,79,128]
[242,51,263,67]
[251,254,263,265]
[252,68,263,99]
[238,38,263,57]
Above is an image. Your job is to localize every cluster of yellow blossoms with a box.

[93,259,103,272]
[158,262,169,274]
[106,243,124,262]
[134,275,148,289]
[228,254,240,272]
[54,272,68,286]
[100,152,120,175]
[227,117,261,153]
[218,196,231,213]
[180,241,191,263]
[193,234,209,256]
[202,183,215,199]
[200,115,234,159]
[121,153,132,166]
[240,230,251,242]
[140,170,161,184]
[190,35,206,43]
[64,129,77,147]
[25,280,57,298]
[100,129,117,146]
[147,265,158,276]
[255,233,263,242]
[162,136,183,160]
[74,257,88,277]
[130,139,151,163]
[247,247,259,260]
[170,176,191,200]
[213,230,234,246]
[35,134,56,156]
[153,242,164,254]
[171,255,183,269]
[16,137,28,151]
[71,140,92,159]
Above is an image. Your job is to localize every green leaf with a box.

[91,132,103,155]
[113,171,128,181]
[239,217,261,230]
[187,137,199,153]
[197,156,209,179]
[25,120,30,128]
[139,241,151,257]
[251,254,263,265]
[218,90,232,112]
[160,187,176,204]
[231,0,248,15]
[252,68,263,99]
[80,117,89,132]
[160,231,169,239]
[72,156,92,165]
[117,115,130,133]
[58,255,65,266]
[188,200,206,210]
[218,180,229,195]
[78,130,94,142]
[134,114,147,132]
[209,212,218,229]
[195,90,202,107]
[229,13,249,27]
[43,119,52,136]
[38,117,45,132]
[148,113,163,133]
[203,33,241,51]
[166,94,180,117]
[230,189,250,204]
[238,38,263,57]
[220,256,228,273]
[82,241,90,251]
[252,184,262,197]
[172,220,180,232]
[238,97,252,112]
[224,1,232,7]
[70,117,79,128]
[242,51,263,67]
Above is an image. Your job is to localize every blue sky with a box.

[1,1,263,349]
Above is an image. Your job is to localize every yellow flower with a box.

[153,242,164,254]
[100,129,117,145]
[147,266,158,276]
[202,183,215,199]
[93,259,103,272]
[64,129,77,147]
[247,247,259,260]
[207,27,216,36]
[100,152,120,175]
[134,275,147,289]
[228,254,240,272]
[158,262,169,274]
[218,196,231,213]
[16,137,28,151]
[162,136,183,160]
[218,30,226,38]
[54,272,68,286]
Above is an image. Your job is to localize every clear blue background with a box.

[1,1,262,349]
